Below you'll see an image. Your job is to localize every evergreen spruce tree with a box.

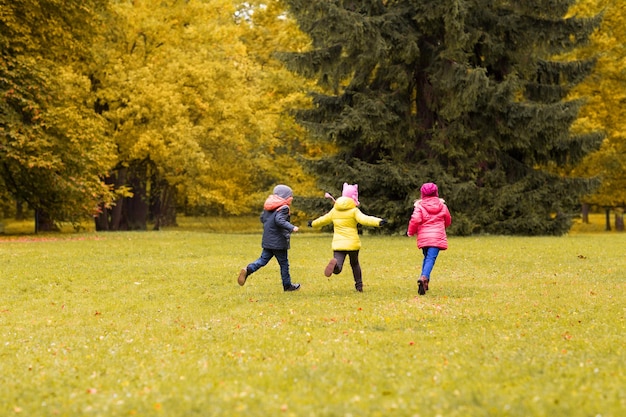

[280,0,603,235]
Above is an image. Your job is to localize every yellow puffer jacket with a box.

[311,196,382,251]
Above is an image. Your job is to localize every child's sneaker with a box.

[284,283,301,292]
[237,268,248,286]
[324,258,337,277]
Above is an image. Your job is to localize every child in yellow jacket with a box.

[308,183,386,292]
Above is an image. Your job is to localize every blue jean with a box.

[421,247,440,280]
[247,248,292,289]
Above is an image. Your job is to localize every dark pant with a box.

[247,248,292,289]
[332,250,362,291]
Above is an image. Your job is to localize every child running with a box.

[308,183,386,292]
[238,184,301,292]
[407,182,451,295]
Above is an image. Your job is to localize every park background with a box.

[2,0,626,236]
[1,1,625,415]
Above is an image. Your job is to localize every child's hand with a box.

[307,220,312,227]
[293,226,299,232]
[379,219,388,226]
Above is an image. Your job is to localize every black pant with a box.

[332,250,362,291]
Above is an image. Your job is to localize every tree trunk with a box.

[95,167,128,231]
[151,182,177,230]
[615,208,624,232]
[35,209,60,233]
[124,171,148,230]
[94,160,171,232]
[94,210,109,231]
[604,207,611,231]
[581,203,589,224]
[15,199,26,220]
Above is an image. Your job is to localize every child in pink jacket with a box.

[407,183,451,295]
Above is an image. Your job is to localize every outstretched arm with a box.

[311,210,334,228]
[355,209,383,228]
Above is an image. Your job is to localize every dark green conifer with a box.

[281,0,603,235]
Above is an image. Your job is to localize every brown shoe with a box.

[324,258,337,277]
[418,276,428,295]
[238,268,248,286]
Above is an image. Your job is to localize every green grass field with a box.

[0,218,624,416]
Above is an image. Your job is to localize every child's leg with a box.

[274,249,294,290]
[333,251,348,274]
[347,250,363,291]
[417,247,439,295]
[239,249,274,286]
[325,251,346,277]
[420,247,440,280]
[247,249,274,275]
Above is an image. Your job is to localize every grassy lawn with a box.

[0,218,624,416]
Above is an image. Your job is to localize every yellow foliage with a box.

[92,0,322,214]
[564,0,626,205]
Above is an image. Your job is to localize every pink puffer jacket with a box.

[407,197,451,249]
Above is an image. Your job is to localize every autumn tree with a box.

[280,0,604,235]
[236,1,326,199]
[564,0,626,226]
[0,0,114,231]
[92,0,318,230]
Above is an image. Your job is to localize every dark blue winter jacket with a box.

[261,205,295,250]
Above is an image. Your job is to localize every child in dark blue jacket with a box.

[238,185,301,291]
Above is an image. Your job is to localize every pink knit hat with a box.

[420,182,438,198]
[342,183,360,206]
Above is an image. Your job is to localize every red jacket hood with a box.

[264,194,292,211]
